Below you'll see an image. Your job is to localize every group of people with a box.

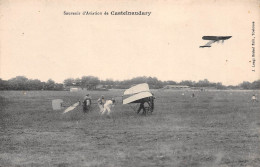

[82,93,156,115]
[82,94,116,116]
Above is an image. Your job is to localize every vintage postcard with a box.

[0,0,259,166]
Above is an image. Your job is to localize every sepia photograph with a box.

[0,0,260,166]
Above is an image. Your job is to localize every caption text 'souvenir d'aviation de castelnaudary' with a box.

[64,11,152,16]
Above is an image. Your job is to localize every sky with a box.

[0,0,259,85]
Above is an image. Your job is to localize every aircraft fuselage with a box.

[202,36,232,40]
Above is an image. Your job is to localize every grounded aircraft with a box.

[122,83,155,115]
[200,36,232,48]
[52,99,83,113]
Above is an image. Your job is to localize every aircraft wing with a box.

[123,91,153,104]
[63,102,80,113]
[123,83,150,95]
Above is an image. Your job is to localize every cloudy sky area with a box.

[1,0,259,85]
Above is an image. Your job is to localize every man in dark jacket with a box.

[137,95,155,114]
[83,94,92,112]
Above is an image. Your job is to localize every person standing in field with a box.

[137,94,155,114]
[137,97,150,114]
[101,98,116,116]
[97,95,106,112]
[149,94,155,112]
[137,101,145,114]
[82,94,92,112]
[251,94,257,102]
[192,93,195,98]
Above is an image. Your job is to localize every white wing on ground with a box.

[63,102,79,113]
[123,83,150,95]
[123,92,153,104]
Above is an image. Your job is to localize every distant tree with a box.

[26,79,44,90]
[147,77,158,87]
[239,81,251,89]
[106,79,115,86]
[0,78,8,90]
[215,82,225,89]
[81,76,100,89]
[227,85,239,89]
[251,80,260,89]
[54,83,64,90]
[74,78,81,86]
[195,79,210,87]
[131,76,147,85]
[45,79,56,90]
[164,80,177,85]
[88,76,100,89]
[101,79,114,86]
[179,80,194,87]
[81,76,89,88]
[8,76,28,90]
[63,78,75,86]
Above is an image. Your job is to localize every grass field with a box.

[0,90,260,167]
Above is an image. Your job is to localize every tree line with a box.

[0,76,259,90]
[0,76,63,90]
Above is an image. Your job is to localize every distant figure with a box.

[101,98,116,116]
[251,94,257,102]
[97,95,106,112]
[192,93,195,98]
[83,94,92,112]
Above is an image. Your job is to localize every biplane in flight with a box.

[200,36,232,48]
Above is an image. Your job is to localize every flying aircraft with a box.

[200,36,232,48]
